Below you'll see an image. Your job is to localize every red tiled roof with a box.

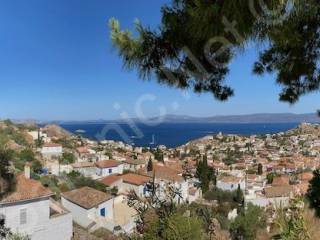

[272,176,290,186]
[100,175,121,186]
[139,165,184,182]
[122,173,151,186]
[264,186,294,198]
[71,162,95,168]
[298,172,313,181]
[218,175,242,184]
[77,147,89,154]
[0,174,53,204]
[61,186,112,209]
[43,143,62,148]
[95,160,121,169]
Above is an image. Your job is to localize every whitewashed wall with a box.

[0,198,72,240]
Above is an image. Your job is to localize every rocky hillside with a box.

[43,124,72,138]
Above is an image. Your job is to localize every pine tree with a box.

[307,170,320,217]
[110,0,320,105]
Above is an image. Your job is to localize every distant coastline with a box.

[60,122,301,148]
[38,112,320,125]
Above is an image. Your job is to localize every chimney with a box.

[24,163,31,179]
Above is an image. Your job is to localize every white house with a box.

[216,175,246,191]
[123,158,147,172]
[101,173,151,198]
[95,160,123,177]
[245,185,294,208]
[0,167,72,240]
[188,186,202,203]
[71,162,97,177]
[139,165,189,203]
[41,143,63,160]
[61,187,113,229]
[28,130,49,143]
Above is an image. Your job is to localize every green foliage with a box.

[0,148,15,199]
[257,163,263,175]
[253,1,320,103]
[267,172,275,184]
[0,221,30,240]
[39,172,106,198]
[0,126,28,146]
[235,185,244,205]
[147,158,153,172]
[204,187,242,206]
[196,156,215,193]
[40,176,60,193]
[31,160,42,174]
[275,198,311,240]
[307,169,320,217]
[65,171,106,192]
[6,232,30,240]
[110,1,317,103]
[105,151,113,159]
[144,213,206,240]
[110,186,118,196]
[60,152,76,164]
[53,138,74,149]
[35,129,44,148]
[18,148,35,162]
[230,203,267,240]
[153,149,164,162]
[10,148,36,171]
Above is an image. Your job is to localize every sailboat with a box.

[150,134,156,145]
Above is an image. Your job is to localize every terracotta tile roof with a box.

[71,162,95,168]
[298,172,313,181]
[43,143,62,148]
[165,161,183,173]
[272,176,290,186]
[247,174,257,181]
[0,174,53,204]
[124,158,146,165]
[122,173,151,186]
[95,160,121,169]
[76,146,89,154]
[100,175,121,186]
[139,165,184,183]
[61,186,112,209]
[218,175,242,184]
[264,186,294,198]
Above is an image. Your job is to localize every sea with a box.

[60,122,299,148]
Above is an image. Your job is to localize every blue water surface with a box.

[60,122,299,148]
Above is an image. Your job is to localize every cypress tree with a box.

[147,158,153,172]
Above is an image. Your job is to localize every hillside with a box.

[43,124,72,138]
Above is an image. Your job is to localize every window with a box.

[100,208,106,217]
[20,209,27,225]
[108,168,112,174]
[0,214,5,226]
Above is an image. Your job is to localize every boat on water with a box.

[75,129,86,133]
[150,134,156,145]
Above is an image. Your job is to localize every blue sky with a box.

[0,0,319,121]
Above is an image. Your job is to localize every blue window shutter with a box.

[100,208,106,217]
